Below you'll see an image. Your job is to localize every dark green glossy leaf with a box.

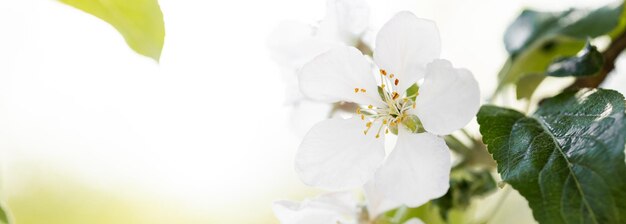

[547,42,604,77]
[478,89,626,224]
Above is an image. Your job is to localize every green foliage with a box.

[0,203,8,224]
[498,2,623,99]
[547,41,604,77]
[515,73,545,100]
[59,0,165,61]
[516,41,603,99]
[374,203,461,224]
[432,169,496,221]
[478,89,626,224]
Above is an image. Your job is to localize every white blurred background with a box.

[0,0,621,223]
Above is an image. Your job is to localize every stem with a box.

[569,29,626,89]
[446,133,496,170]
[475,186,512,224]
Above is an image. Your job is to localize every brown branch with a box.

[569,30,626,89]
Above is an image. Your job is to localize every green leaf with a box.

[0,203,9,224]
[499,37,585,99]
[432,169,496,221]
[59,0,165,61]
[503,9,568,57]
[560,3,624,39]
[547,41,604,77]
[498,2,623,99]
[375,203,447,224]
[514,42,603,100]
[515,73,546,100]
[504,2,622,57]
[478,89,626,224]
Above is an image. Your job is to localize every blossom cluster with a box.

[270,0,480,223]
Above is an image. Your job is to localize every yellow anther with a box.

[412,104,416,109]
[380,69,387,76]
[366,122,372,128]
[354,88,359,93]
[368,105,373,109]
[361,114,365,120]
[383,119,387,125]
[356,108,361,114]
[389,74,394,78]
[385,129,389,134]
[375,134,380,138]
[363,130,368,135]
[381,84,386,88]
[360,88,366,93]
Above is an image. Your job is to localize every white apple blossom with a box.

[268,0,370,104]
[295,11,480,207]
[273,183,423,224]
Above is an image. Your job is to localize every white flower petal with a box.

[374,11,441,92]
[289,100,334,137]
[273,192,359,224]
[296,118,385,190]
[375,129,451,207]
[299,46,384,107]
[279,67,305,104]
[404,218,425,224]
[364,181,402,219]
[414,59,480,135]
[267,21,335,69]
[273,200,342,224]
[317,0,370,44]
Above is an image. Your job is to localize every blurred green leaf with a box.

[59,0,165,61]
[432,169,496,221]
[498,2,623,99]
[503,9,568,57]
[499,37,584,100]
[515,41,603,99]
[478,89,626,224]
[0,203,9,224]
[547,41,603,77]
[515,73,545,100]
[375,203,449,224]
[504,2,622,57]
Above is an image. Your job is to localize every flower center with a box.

[354,69,418,138]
